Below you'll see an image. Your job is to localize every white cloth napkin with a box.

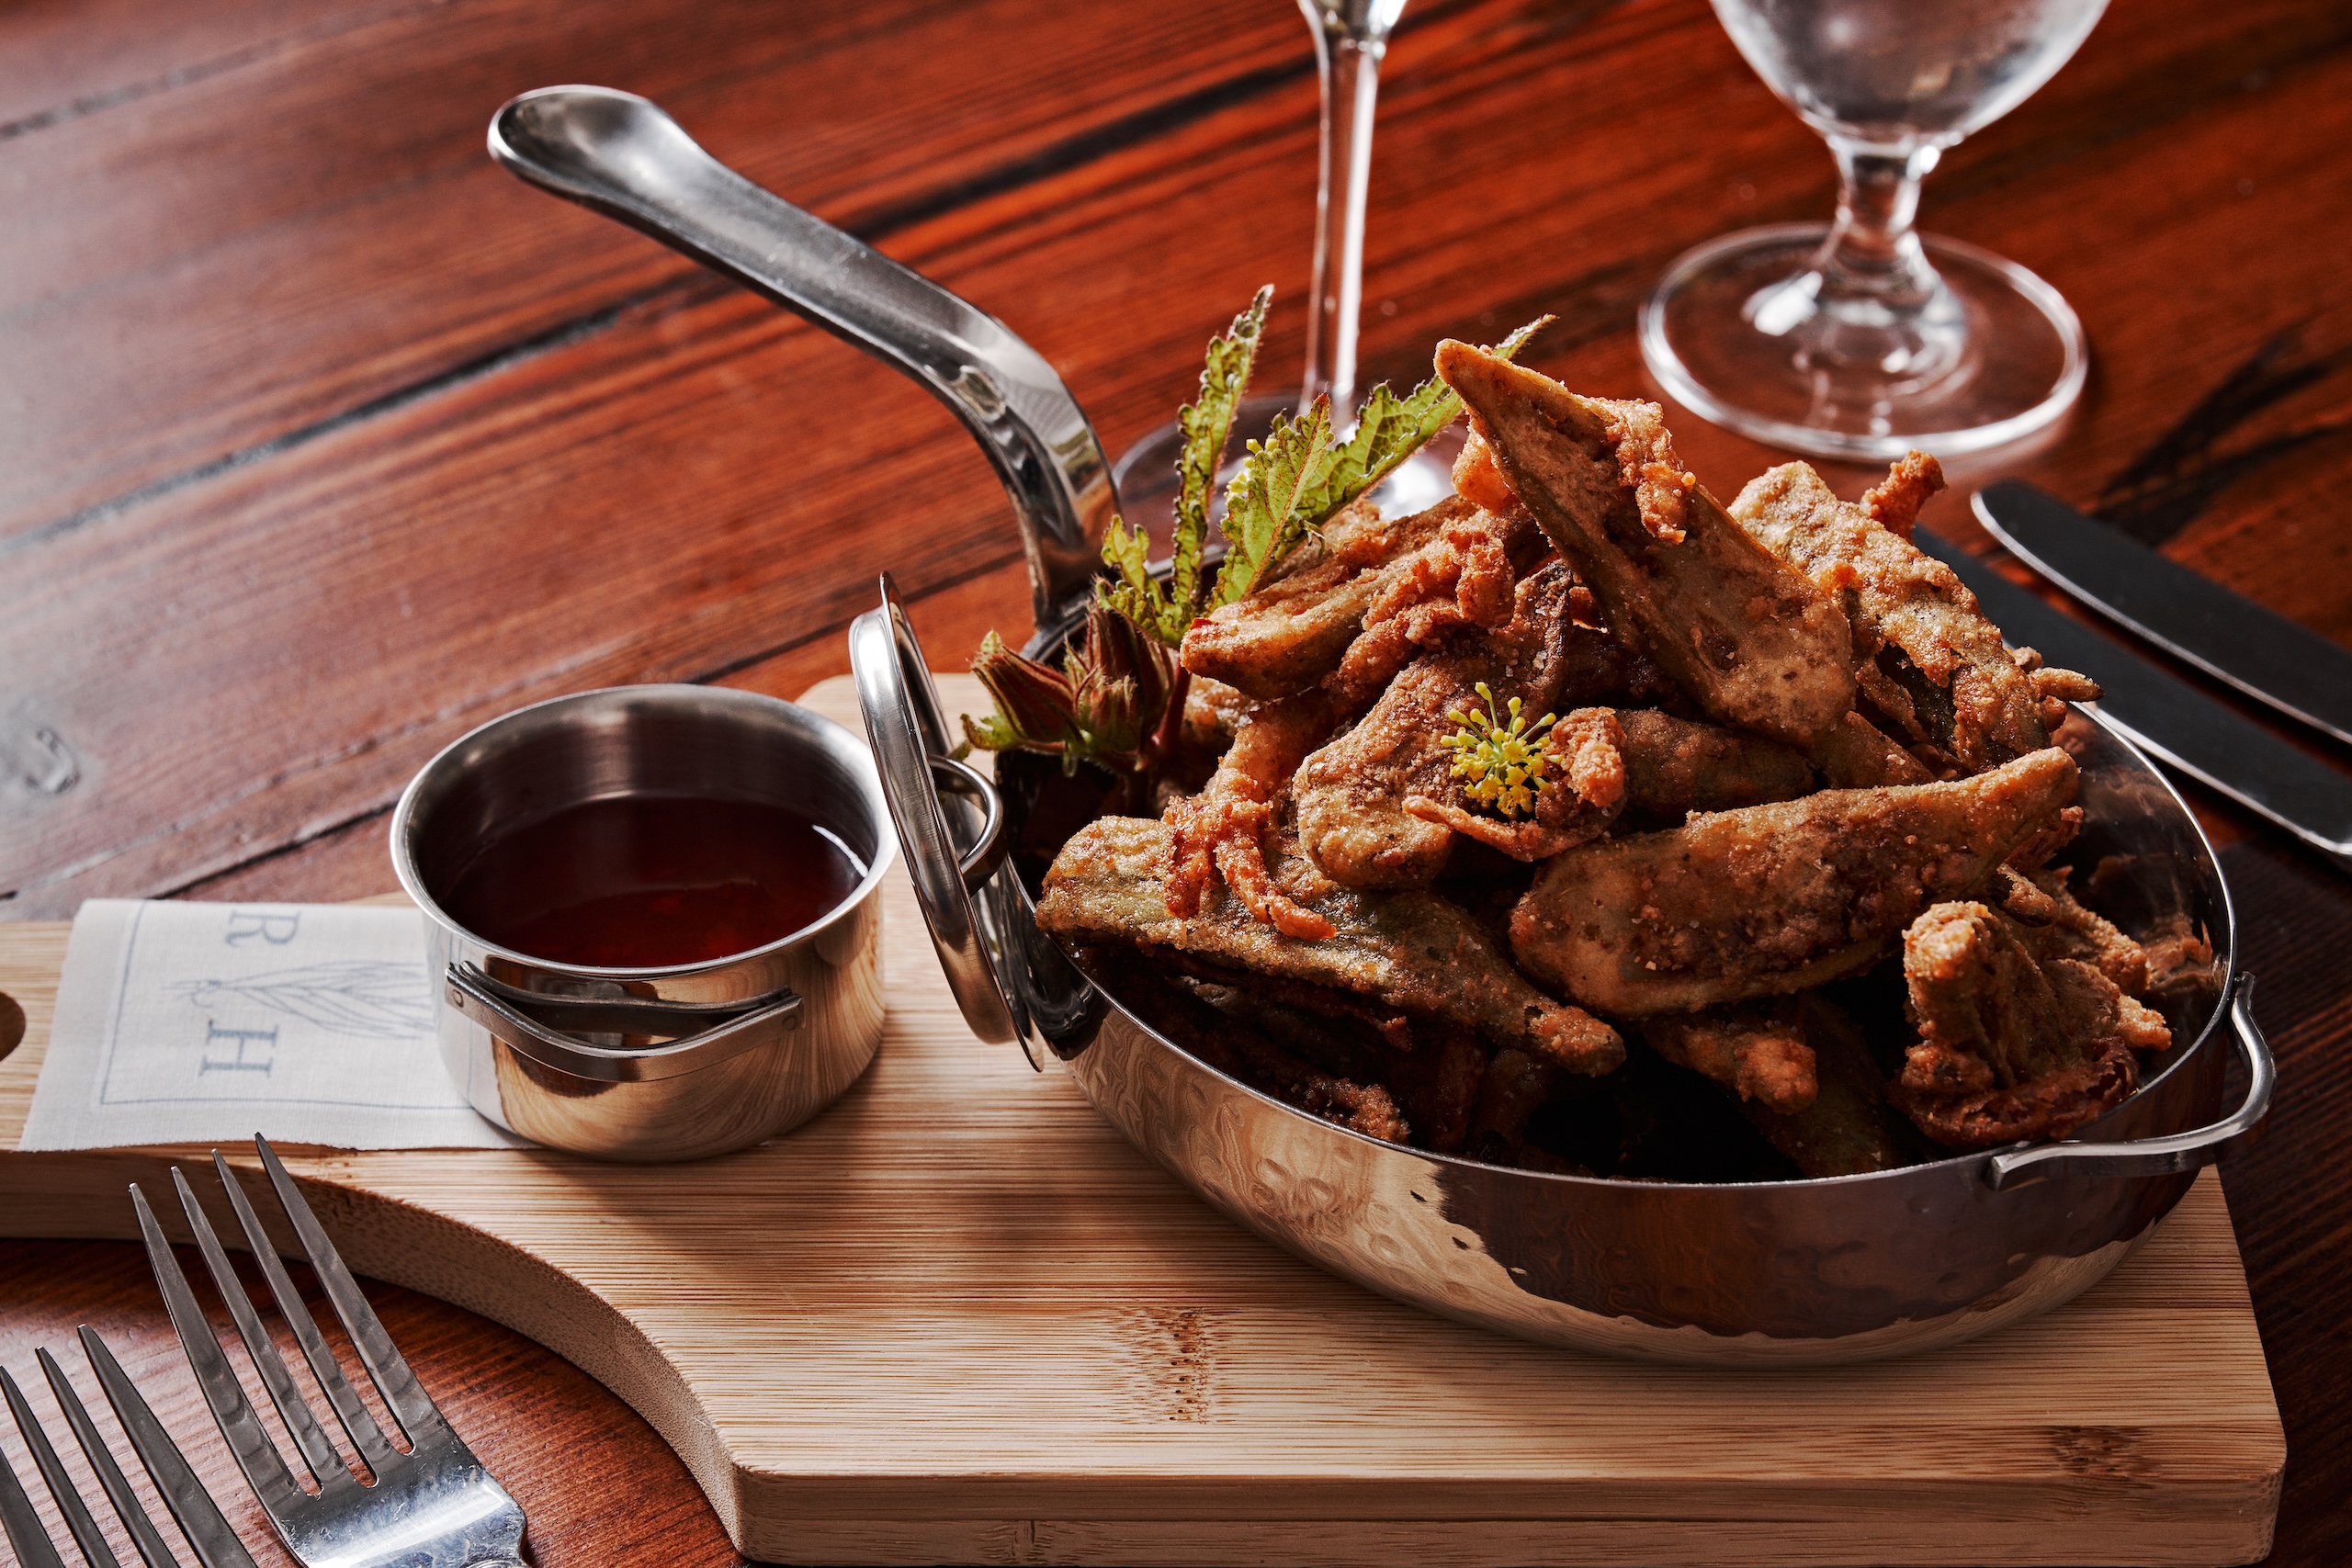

[18,899,520,1151]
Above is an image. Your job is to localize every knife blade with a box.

[1975,479,2352,746]
[1916,519,2352,870]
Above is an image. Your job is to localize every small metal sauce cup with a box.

[390,684,906,1162]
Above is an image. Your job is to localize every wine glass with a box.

[1639,0,2109,461]
[1113,0,1457,536]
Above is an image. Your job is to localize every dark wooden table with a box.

[3,0,2347,1562]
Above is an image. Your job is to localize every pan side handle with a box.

[1985,974,2275,1190]
[489,85,1114,626]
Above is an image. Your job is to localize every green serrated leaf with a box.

[1212,400,1342,606]
[1199,314,1555,609]
[1095,287,1273,647]
[1172,285,1272,600]
[1098,515,1182,643]
[1329,312,1555,503]
[1490,315,1550,360]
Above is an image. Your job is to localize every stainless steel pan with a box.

[492,86,2273,1364]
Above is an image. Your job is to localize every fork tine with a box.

[1,1365,123,1568]
[166,1167,352,1495]
[38,1348,187,1568]
[129,1182,309,1523]
[252,1137,445,1442]
[0,1437,69,1568]
[79,1329,259,1568]
[208,1153,398,1473]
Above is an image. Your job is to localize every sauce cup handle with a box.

[1984,972,2274,1190]
[446,963,804,1084]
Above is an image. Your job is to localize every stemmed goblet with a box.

[1640,0,2109,460]
[1114,0,1456,534]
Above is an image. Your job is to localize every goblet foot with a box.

[1640,221,2086,462]
[1109,392,1464,538]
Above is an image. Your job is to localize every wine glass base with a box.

[1639,222,2086,463]
[1110,393,1464,540]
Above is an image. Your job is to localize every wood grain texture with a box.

[0,0,1317,541]
[0,1235,741,1568]
[6,0,2350,919]
[2201,840,2352,1568]
[5,0,2350,1559]
[0,678,2289,1567]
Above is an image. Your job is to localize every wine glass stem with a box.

[1299,5,1391,417]
[1814,140,1944,311]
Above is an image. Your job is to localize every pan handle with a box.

[488,85,1115,627]
[1984,973,2274,1190]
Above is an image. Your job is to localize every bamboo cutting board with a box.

[0,677,2284,1567]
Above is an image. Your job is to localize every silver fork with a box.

[0,1327,258,1568]
[130,1137,526,1568]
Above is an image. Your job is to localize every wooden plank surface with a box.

[6,0,2350,921]
[5,0,2351,1561]
[0,676,2287,1566]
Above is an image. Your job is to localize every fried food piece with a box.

[1463,1047,1566,1166]
[1178,499,1449,700]
[2001,802,2084,874]
[2141,915,2222,1021]
[1292,694,1459,889]
[1893,898,2170,1148]
[1323,503,1547,711]
[1731,459,2081,773]
[1996,866,2149,993]
[1181,562,1378,702]
[1604,397,1697,544]
[1131,967,1408,1142]
[1435,343,1858,747]
[1809,709,1934,788]
[1181,497,1548,707]
[1389,1031,1490,1153]
[1510,748,2080,1016]
[1182,499,1438,687]
[1295,562,1625,886]
[2011,644,2104,734]
[1742,995,1909,1177]
[1860,449,1944,539]
[1180,671,1250,748]
[1452,427,1520,513]
[1039,815,1624,1072]
[1405,706,1625,862]
[1615,709,1815,826]
[1639,998,1816,1112]
[1163,693,1339,940]
[1182,971,1493,1153]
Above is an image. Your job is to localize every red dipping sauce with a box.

[440,795,862,967]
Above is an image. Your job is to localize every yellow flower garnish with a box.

[1440,682,1557,819]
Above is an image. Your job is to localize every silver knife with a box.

[1975,479,2352,746]
[1917,518,2352,871]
